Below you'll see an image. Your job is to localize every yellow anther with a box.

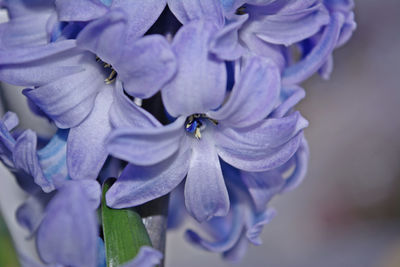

[105,70,117,84]
[194,128,202,139]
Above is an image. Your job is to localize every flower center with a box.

[236,6,247,15]
[96,56,117,84]
[185,114,218,140]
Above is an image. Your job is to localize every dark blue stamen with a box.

[185,118,202,133]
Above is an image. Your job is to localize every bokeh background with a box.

[1,0,399,266]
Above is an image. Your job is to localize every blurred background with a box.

[1,0,400,266]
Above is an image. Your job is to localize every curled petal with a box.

[270,85,306,118]
[251,2,330,46]
[282,137,309,192]
[209,14,248,61]
[282,12,344,85]
[106,147,191,209]
[185,199,244,252]
[246,209,276,245]
[36,129,70,190]
[13,130,55,192]
[241,170,285,212]
[216,112,308,171]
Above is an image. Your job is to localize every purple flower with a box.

[0,0,56,48]
[55,0,165,41]
[105,22,307,221]
[180,137,308,261]
[16,180,101,267]
[0,7,176,181]
[0,112,69,192]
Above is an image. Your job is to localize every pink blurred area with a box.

[166,0,400,266]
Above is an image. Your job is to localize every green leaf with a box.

[102,179,152,267]
[0,213,20,267]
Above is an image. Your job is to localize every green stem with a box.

[102,179,152,267]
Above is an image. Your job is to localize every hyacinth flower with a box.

[0,7,177,181]
[0,112,69,192]
[0,0,56,48]
[105,19,308,221]
[168,143,308,262]
[294,0,357,80]
[0,112,162,266]
[217,0,355,84]
[166,86,309,260]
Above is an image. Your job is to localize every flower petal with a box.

[184,134,229,222]
[16,193,49,235]
[67,88,113,181]
[110,81,161,128]
[168,0,224,26]
[216,112,308,171]
[37,129,70,189]
[0,41,83,87]
[246,208,276,245]
[208,56,280,128]
[241,170,285,212]
[162,20,227,117]
[36,181,98,267]
[23,53,104,128]
[270,85,305,118]
[185,197,244,251]
[120,246,163,267]
[55,0,108,21]
[107,117,186,166]
[106,148,191,209]
[209,14,248,61]
[112,0,166,39]
[249,1,330,46]
[282,12,343,85]
[115,34,177,99]
[13,130,55,193]
[282,137,309,192]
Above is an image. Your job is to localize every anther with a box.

[236,6,246,15]
[105,70,117,84]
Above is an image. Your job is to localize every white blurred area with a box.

[1,0,400,266]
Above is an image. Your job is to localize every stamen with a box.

[105,70,117,84]
[96,55,118,84]
[236,6,246,15]
[185,114,218,140]
[194,128,202,139]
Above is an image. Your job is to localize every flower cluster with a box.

[0,0,355,266]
